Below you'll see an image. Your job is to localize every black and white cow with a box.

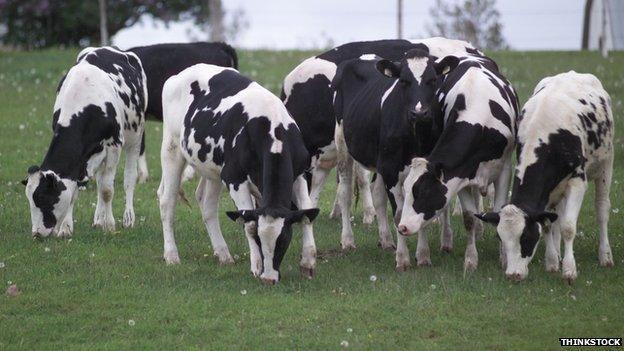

[127,42,238,182]
[332,50,461,270]
[282,37,480,250]
[476,71,614,282]
[397,53,518,272]
[159,64,319,284]
[23,47,147,237]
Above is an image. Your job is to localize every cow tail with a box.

[218,42,239,70]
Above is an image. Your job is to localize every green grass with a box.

[1,48,623,350]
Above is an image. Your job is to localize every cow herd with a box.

[21,37,615,285]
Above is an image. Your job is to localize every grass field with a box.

[0,48,623,350]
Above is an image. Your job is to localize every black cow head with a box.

[226,207,319,283]
[376,50,459,125]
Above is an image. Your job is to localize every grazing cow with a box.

[332,50,461,269]
[476,71,614,282]
[282,37,480,250]
[128,42,238,182]
[159,64,319,284]
[23,47,147,237]
[397,53,518,272]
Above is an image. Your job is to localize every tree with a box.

[0,0,241,49]
[427,0,508,50]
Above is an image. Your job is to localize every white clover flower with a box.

[128,319,135,326]
[369,275,377,282]
[240,290,247,295]
[340,340,349,348]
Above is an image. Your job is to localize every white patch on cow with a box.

[496,204,532,279]
[410,37,482,57]
[380,80,398,108]
[406,57,428,84]
[414,102,423,113]
[282,57,337,105]
[359,54,378,61]
[257,215,285,282]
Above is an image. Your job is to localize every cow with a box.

[396,53,518,273]
[127,42,238,182]
[282,37,481,251]
[23,46,147,237]
[476,71,614,282]
[332,50,463,270]
[158,64,319,284]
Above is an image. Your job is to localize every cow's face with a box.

[398,158,449,236]
[376,51,459,125]
[23,166,76,238]
[476,205,557,281]
[226,208,319,283]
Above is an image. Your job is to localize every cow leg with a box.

[195,176,233,265]
[309,165,331,207]
[355,164,375,226]
[493,159,511,212]
[157,135,186,265]
[56,197,75,238]
[329,171,342,219]
[229,182,262,277]
[545,201,565,272]
[123,140,141,228]
[335,124,356,250]
[595,157,614,267]
[440,206,453,252]
[559,178,588,283]
[372,175,395,251]
[472,187,484,240]
[459,187,479,273]
[416,230,431,266]
[293,175,317,278]
[137,130,149,183]
[93,147,120,232]
[389,184,410,271]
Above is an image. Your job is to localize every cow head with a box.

[226,207,319,284]
[376,50,459,125]
[475,205,557,281]
[22,166,77,238]
[397,158,451,236]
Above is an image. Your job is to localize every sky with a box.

[113,0,586,50]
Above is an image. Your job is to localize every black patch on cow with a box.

[52,109,60,129]
[511,129,586,211]
[410,167,448,220]
[32,173,66,229]
[579,98,587,105]
[129,42,238,121]
[519,219,540,258]
[489,99,512,129]
[41,103,120,181]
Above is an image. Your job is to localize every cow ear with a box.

[27,165,40,175]
[21,179,28,186]
[435,56,459,76]
[376,59,401,78]
[226,210,258,224]
[286,208,320,225]
[475,212,500,225]
[533,212,558,225]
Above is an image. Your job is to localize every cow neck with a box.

[40,127,105,181]
[259,149,294,211]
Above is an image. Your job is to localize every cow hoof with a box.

[329,207,341,219]
[300,266,315,279]
[261,277,277,285]
[164,251,181,265]
[440,245,453,253]
[362,211,375,226]
[562,270,577,284]
[417,258,432,267]
[216,253,235,265]
[599,251,614,267]
[464,259,478,273]
[377,240,396,251]
[341,242,356,251]
[123,209,135,228]
[137,172,149,184]
[55,226,73,238]
[545,263,560,273]
[395,263,410,272]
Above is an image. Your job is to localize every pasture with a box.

[0,49,623,349]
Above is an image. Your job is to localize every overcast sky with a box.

[113,0,586,50]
